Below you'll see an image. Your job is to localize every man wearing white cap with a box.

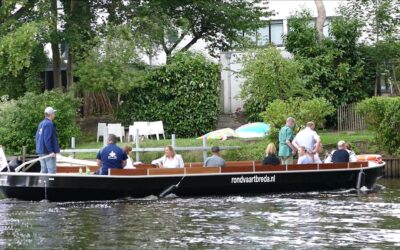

[35,107,60,173]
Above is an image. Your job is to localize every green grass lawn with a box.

[68,130,375,162]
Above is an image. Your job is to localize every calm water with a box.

[0,180,399,249]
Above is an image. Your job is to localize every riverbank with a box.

[71,130,376,163]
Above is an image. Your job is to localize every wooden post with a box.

[71,137,76,159]
[22,146,27,163]
[171,134,176,148]
[202,137,207,162]
[135,129,140,162]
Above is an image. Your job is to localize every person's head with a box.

[337,140,346,150]
[265,143,277,156]
[124,145,132,156]
[211,146,220,155]
[44,107,56,120]
[306,121,315,130]
[164,145,176,158]
[345,142,352,151]
[286,117,296,128]
[107,134,117,144]
[298,146,307,156]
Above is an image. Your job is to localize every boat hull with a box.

[0,164,384,202]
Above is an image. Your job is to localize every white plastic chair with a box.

[96,123,107,142]
[107,123,124,142]
[128,125,137,142]
[150,121,165,140]
[133,122,151,140]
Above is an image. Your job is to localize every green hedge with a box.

[0,91,81,154]
[357,97,400,155]
[117,52,220,137]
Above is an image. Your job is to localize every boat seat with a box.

[225,161,255,167]
[288,164,318,171]
[148,168,185,175]
[109,168,148,176]
[349,162,368,168]
[319,163,349,169]
[188,162,204,168]
[134,164,157,169]
[186,167,220,174]
[255,165,286,172]
[57,166,100,173]
[221,165,254,173]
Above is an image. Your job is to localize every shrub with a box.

[261,98,335,142]
[239,46,309,121]
[357,97,400,155]
[117,52,220,137]
[0,91,81,154]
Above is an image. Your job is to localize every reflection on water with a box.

[0,179,399,249]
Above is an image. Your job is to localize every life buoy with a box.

[357,154,383,164]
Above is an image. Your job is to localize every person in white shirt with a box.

[292,122,322,163]
[345,142,358,162]
[152,145,184,168]
[123,145,135,169]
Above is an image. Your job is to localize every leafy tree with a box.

[123,0,272,58]
[284,10,370,108]
[240,46,309,121]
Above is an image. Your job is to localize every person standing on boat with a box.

[204,146,226,167]
[96,134,127,175]
[35,107,60,174]
[292,121,322,163]
[152,146,184,168]
[278,117,297,165]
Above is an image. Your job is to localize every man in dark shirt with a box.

[331,140,350,163]
[96,134,127,175]
[35,107,60,174]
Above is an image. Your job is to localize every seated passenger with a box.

[204,146,226,167]
[96,134,128,175]
[152,145,184,168]
[123,145,135,169]
[345,142,358,162]
[325,140,350,163]
[297,146,314,164]
[262,143,280,165]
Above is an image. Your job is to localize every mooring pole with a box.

[22,146,27,163]
[171,134,176,148]
[202,137,207,162]
[71,137,76,159]
[135,129,140,162]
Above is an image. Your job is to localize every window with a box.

[253,20,284,46]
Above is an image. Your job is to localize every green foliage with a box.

[356,97,400,155]
[117,52,220,137]
[261,98,335,142]
[0,91,81,154]
[284,10,371,108]
[240,46,309,121]
[124,0,272,57]
[75,25,146,94]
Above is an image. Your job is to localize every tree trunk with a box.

[83,91,113,117]
[67,49,73,89]
[314,0,326,42]
[51,43,62,89]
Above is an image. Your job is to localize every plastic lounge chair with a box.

[96,123,107,142]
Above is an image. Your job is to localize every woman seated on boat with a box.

[297,146,315,164]
[152,145,184,168]
[123,145,135,169]
[345,142,358,162]
[262,143,280,165]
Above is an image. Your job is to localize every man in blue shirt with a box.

[35,107,60,174]
[96,134,127,175]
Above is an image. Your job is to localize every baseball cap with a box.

[44,107,57,115]
[211,146,220,153]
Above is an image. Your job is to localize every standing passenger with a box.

[292,122,322,163]
[35,107,60,174]
[278,117,297,165]
[204,146,226,167]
